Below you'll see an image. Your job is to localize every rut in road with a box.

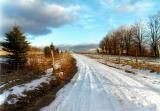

[40,54,160,111]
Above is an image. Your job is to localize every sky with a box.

[0,0,160,47]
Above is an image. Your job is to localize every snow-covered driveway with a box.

[41,54,160,111]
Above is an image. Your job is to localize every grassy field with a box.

[0,50,7,56]
[0,51,77,111]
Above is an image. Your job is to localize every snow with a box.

[0,68,55,105]
[0,57,8,63]
[0,91,10,105]
[97,59,160,91]
[7,98,19,104]
[0,84,6,89]
[41,54,160,111]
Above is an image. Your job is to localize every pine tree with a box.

[44,43,60,57]
[1,26,29,66]
[55,48,59,54]
[50,43,55,51]
[44,46,51,57]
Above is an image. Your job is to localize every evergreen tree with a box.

[50,43,55,51]
[1,26,29,66]
[44,43,60,57]
[55,48,59,54]
[44,46,51,57]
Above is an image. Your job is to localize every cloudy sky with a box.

[0,0,160,46]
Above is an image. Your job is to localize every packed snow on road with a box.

[41,54,160,111]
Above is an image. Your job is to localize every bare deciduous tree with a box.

[124,26,134,55]
[99,13,160,57]
[132,22,146,56]
[148,13,160,57]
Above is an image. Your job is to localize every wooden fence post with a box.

[51,50,54,69]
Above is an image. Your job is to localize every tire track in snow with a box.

[89,66,122,111]
[94,59,160,111]
[41,55,91,111]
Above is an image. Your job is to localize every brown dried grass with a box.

[0,52,77,111]
[54,53,77,82]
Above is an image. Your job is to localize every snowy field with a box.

[41,54,160,111]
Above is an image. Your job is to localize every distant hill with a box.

[57,44,98,52]
[0,44,99,54]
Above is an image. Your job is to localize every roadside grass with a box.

[85,54,160,73]
[54,53,77,83]
[26,53,77,111]
[111,59,160,73]
[0,53,53,91]
[0,50,8,56]
[130,62,160,73]
[0,52,77,111]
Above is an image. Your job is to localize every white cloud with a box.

[115,2,152,13]
[0,0,81,35]
[99,0,153,13]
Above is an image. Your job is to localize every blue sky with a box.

[0,0,160,46]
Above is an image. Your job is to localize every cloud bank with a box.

[0,0,80,35]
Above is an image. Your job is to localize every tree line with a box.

[99,13,160,57]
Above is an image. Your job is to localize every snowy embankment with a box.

[0,68,56,105]
[41,54,160,111]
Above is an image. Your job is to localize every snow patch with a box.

[0,68,56,105]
